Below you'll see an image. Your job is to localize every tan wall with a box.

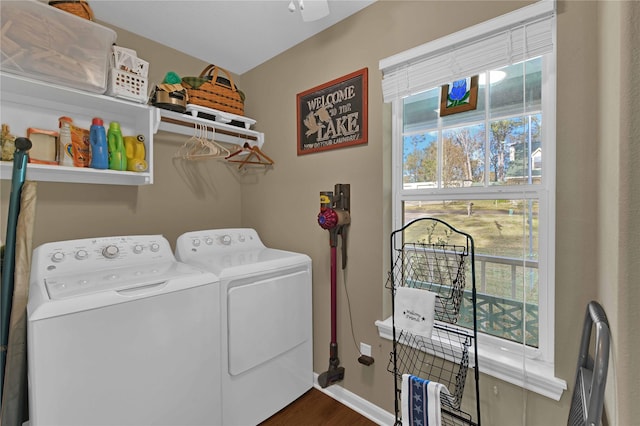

[1,1,637,425]
[597,1,640,425]
[239,1,630,425]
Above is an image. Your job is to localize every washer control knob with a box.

[150,243,161,252]
[75,250,89,260]
[133,245,144,254]
[102,245,119,259]
[192,239,201,247]
[204,237,214,245]
[51,252,65,263]
[238,234,246,242]
[221,235,232,245]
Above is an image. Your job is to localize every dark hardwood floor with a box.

[259,388,378,426]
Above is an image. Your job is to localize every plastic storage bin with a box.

[0,0,116,94]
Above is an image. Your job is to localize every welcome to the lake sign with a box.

[297,68,368,155]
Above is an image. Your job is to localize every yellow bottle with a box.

[124,135,148,172]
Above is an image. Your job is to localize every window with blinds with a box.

[381,0,557,367]
[380,1,555,102]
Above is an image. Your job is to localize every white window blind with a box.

[380,0,555,102]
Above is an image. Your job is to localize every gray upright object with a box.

[1,137,31,404]
[568,301,610,426]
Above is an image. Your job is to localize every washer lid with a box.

[44,261,205,300]
[28,261,219,321]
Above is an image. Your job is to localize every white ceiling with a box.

[90,0,376,75]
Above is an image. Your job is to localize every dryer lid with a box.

[185,248,310,277]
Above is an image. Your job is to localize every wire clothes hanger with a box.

[173,122,203,159]
[225,140,274,169]
[174,123,231,160]
[187,125,230,160]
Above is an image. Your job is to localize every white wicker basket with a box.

[106,68,148,103]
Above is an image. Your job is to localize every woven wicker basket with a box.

[49,1,94,20]
[182,65,244,116]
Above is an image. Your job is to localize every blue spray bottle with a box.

[89,117,108,169]
[107,121,127,171]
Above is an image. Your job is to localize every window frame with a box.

[379,0,566,400]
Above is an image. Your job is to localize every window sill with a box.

[375,316,567,401]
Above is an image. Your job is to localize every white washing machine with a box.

[27,235,222,426]
[175,228,313,426]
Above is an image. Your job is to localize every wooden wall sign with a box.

[297,68,368,155]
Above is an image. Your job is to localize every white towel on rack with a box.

[401,374,449,426]
[394,287,437,338]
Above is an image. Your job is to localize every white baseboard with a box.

[313,373,395,426]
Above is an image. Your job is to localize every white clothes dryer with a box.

[175,228,313,426]
[27,235,222,426]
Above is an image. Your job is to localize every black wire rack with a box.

[387,218,481,426]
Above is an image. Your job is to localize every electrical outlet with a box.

[360,342,371,357]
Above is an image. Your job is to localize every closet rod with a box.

[160,116,258,142]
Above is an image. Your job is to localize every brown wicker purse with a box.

[48,0,94,20]
[182,65,245,116]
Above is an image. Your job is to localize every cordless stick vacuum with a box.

[1,137,32,399]
[317,184,350,388]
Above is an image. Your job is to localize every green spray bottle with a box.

[107,121,127,171]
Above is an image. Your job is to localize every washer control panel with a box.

[32,235,173,279]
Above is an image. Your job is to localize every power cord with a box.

[341,267,375,366]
